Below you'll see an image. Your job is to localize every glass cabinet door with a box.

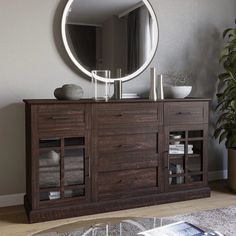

[168,131,186,186]
[64,137,86,199]
[166,128,205,190]
[187,130,204,183]
[38,138,61,201]
[38,136,88,203]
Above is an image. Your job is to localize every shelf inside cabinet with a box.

[64,184,85,190]
[169,173,185,177]
[168,153,201,159]
[64,145,85,150]
[187,137,204,141]
[39,187,60,192]
[187,154,201,158]
[169,154,185,159]
[188,171,203,175]
[169,138,186,143]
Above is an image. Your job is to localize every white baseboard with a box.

[0,193,25,207]
[208,170,228,181]
[0,170,229,208]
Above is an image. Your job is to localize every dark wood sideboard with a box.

[23,99,211,223]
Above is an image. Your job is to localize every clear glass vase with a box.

[91,70,111,102]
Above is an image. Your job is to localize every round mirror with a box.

[61,0,159,82]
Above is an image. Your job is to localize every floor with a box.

[0,181,235,236]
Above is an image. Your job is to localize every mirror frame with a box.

[61,0,159,83]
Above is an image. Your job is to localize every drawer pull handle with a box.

[49,116,70,120]
[176,112,191,115]
[88,157,90,179]
[115,114,123,117]
[118,144,140,149]
[118,144,131,148]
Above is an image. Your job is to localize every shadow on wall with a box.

[187,24,226,171]
[53,0,89,81]
[0,103,25,195]
[187,25,221,98]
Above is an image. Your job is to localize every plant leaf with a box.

[218,72,230,81]
[224,42,236,50]
[223,28,233,39]
[214,127,222,139]
[219,131,228,143]
[231,100,236,111]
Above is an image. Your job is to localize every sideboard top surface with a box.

[23,98,211,105]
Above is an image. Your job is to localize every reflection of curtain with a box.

[139,6,153,66]
[127,6,154,73]
[127,8,140,73]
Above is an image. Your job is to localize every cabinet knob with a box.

[176,112,191,116]
[118,144,140,149]
[49,116,70,120]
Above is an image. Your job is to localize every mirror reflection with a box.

[63,0,158,80]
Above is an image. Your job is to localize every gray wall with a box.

[0,0,235,196]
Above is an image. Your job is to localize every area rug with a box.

[33,205,236,236]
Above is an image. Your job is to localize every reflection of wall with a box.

[0,0,235,203]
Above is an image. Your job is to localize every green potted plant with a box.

[214,20,236,192]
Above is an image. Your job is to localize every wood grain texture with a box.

[23,99,210,223]
[37,104,86,137]
[164,101,209,125]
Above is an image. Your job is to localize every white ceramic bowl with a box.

[169,134,181,144]
[163,86,192,99]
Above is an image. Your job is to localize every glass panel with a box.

[188,140,203,173]
[64,188,85,198]
[64,137,84,146]
[40,190,61,201]
[39,138,60,148]
[188,155,202,173]
[188,175,203,183]
[169,131,185,145]
[188,130,203,138]
[169,155,185,185]
[39,150,60,188]
[170,176,185,185]
[64,149,85,186]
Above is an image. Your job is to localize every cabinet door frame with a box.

[163,124,208,192]
[30,104,92,209]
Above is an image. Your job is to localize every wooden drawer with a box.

[94,103,162,130]
[97,133,157,155]
[37,104,86,137]
[97,168,158,200]
[97,152,158,172]
[164,102,208,125]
